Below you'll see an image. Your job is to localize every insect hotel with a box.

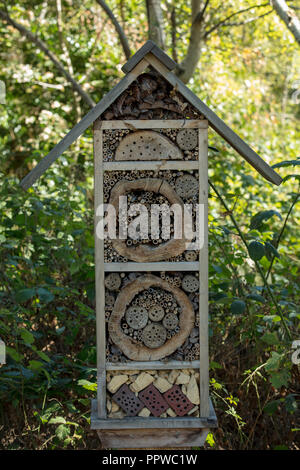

[21,41,282,448]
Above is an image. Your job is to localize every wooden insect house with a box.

[21,41,282,448]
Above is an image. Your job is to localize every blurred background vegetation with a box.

[0,0,299,450]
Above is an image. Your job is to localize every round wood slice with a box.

[115,130,183,161]
[182,274,199,293]
[108,274,195,361]
[108,178,191,262]
[176,129,198,150]
[175,174,198,199]
[125,305,148,330]
[148,305,165,322]
[142,323,167,348]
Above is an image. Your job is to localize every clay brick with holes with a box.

[138,384,169,417]
[163,385,194,416]
[112,384,144,416]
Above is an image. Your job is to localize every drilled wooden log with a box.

[108,274,195,361]
[115,130,183,161]
[108,178,191,262]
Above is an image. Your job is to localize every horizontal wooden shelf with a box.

[106,360,200,371]
[104,261,199,272]
[103,161,199,171]
[100,119,208,129]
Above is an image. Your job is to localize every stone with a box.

[186,375,200,405]
[109,410,125,419]
[168,370,180,384]
[130,372,154,392]
[107,374,128,393]
[188,405,199,416]
[111,401,120,413]
[126,370,140,375]
[106,399,112,413]
[154,377,172,393]
[175,372,190,385]
[167,407,176,417]
[138,407,151,417]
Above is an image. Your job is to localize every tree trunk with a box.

[176,0,208,83]
[146,0,165,49]
[271,0,300,44]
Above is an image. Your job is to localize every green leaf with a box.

[261,332,279,345]
[55,424,70,441]
[15,288,35,303]
[77,379,97,391]
[265,351,283,372]
[247,293,266,303]
[6,346,22,362]
[284,394,297,414]
[36,349,51,363]
[49,416,66,424]
[250,210,281,230]
[263,400,280,415]
[269,370,290,389]
[29,360,44,370]
[265,241,280,260]
[248,241,265,260]
[36,287,54,304]
[20,328,35,345]
[231,299,246,315]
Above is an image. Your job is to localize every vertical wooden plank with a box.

[94,120,106,418]
[198,126,210,417]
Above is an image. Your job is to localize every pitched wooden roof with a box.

[20,41,282,190]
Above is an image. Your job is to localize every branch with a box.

[0,9,95,108]
[171,6,178,62]
[146,0,166,49]
[95,0,131,59]
[56,0,82,120]
[270,0,300,44]
[218,10,273,28]
[176,0,208,84]
[203,3,270,39]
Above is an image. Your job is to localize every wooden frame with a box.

[92,118,216,448]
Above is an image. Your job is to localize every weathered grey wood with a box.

[97,428,209,448]
[103,161,199,171]
[101,119,208,129]
[19,59,149,190]
[121,40,176,74]
[104,261,199,272]
[145,54,282,186]
[198,127,210,418]
[91,400,218,430]
[106,360,200,370]
[94,122,106,418]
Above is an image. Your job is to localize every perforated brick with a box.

[112,384,144,416]
[139,384,169,417]
[163,385,194,416]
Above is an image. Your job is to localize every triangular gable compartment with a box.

[101,68,203,121]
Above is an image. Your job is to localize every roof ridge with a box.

[122,40,177,74]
